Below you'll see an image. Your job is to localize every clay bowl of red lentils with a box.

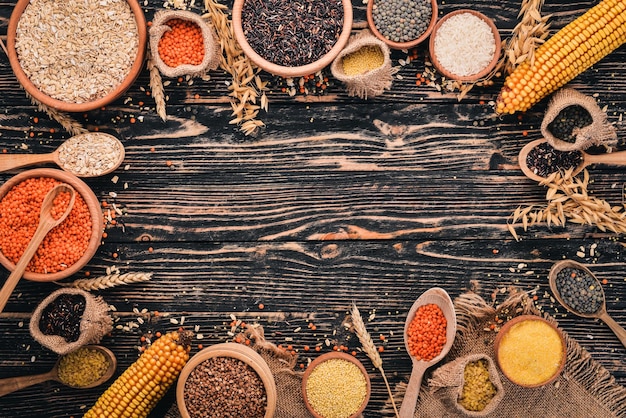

[6,0,147,113]
[0,169,103,282]
[367,0,438,50]
[176,342,277,418]
[232,0,353,78]
[428,9,501,82]
[302,351,371,418]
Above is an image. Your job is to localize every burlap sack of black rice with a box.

[29,288,112,355]
[330,29,396,99]
[149,10,220,78]
[541,88,617,152]
[428,353,504,416]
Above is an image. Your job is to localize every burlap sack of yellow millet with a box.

[428,353,504,416]
[149,10,220,78]
[542,88,617,152]
[330,29,396,99]
[29,288,112,355]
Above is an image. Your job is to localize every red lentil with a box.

[0,177,92,274]
[157,19,205,68]
[406,303,447,361]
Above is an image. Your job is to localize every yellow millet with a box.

[341,46,385,76]
[458,360,497,412]
[57,347,109,387]
[305,358,367,418]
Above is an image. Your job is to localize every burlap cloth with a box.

[386,286,626,417]
[165,324,313,418]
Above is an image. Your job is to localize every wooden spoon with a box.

[399,287,456,418]
[0,345,116,397]
[0,132,124,177]
[518,138,626,183]
[0,183,75,313]
[549,259,626,349]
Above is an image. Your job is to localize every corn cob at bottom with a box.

[495,0,626,114]
[84,330,193,418]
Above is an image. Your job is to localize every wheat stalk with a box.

[25,92,88,136]
[350,303,399,418]
[56,272,152,291]
[147,47,167,121]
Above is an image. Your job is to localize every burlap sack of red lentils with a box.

[384,284,626,417]
[165,323,314,418]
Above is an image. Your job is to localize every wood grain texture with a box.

[0,0,625,416]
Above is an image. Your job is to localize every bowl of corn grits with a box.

[494,315,566,388]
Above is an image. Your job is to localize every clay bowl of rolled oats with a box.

[7,0,147,113]
[176,342,277,418]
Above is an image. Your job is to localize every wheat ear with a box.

[56,272,152,291]
[351,303,399,418]
[147,48,167,121]
[25,92,88,136]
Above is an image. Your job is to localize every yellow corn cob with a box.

[496,0,626,114]
[84,330,193,418]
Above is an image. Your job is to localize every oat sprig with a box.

[500,0,552,75]
[508,169,626,240]
[147,47,167,121]
[350,303,399,418]
[203,0,268,136]
[56,272,152,291]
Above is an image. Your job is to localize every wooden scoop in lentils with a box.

[14,0,139,104]
[0,177,92,274]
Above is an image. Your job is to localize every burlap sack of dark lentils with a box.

[29,288,112,355]
[384,284,626,417]
[164,323,314,418]
[541,88,617,152]
[330,29,396,99]
[149,10,220,78]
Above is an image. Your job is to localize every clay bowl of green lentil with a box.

[0,168,104,282]
[232,0,353,78]
[176,342,277,418]
[0,345,116,397]
[428,9,501,82]
[302,351,371,418]
[549,260,626,348]
[367,0,438,50]
[6,0,147,113]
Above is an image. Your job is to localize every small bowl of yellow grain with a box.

[302,351,371,418]
[494,315,566,388]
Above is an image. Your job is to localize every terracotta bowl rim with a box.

[176,342,277,418]
[428,9,501,82]
[6,0,147,113]
[0,168,103,282]
[232,0,353,78]
[366,0,438,50]
[301,351,371,418]
[494,314,566,388]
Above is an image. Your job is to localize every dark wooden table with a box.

[0,0,625,417]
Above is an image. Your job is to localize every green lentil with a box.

[341,46,385,76]
[372,0,432,43]
[547,105,593,143]
[57,347,109,387]
[458,360,496,412]
[305,358,367,418]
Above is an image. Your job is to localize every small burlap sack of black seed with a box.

[29,288,112,355]
[428,353,504,416]
[149,10,220,78]
[541,88,617,152]
[330,29,396,99]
